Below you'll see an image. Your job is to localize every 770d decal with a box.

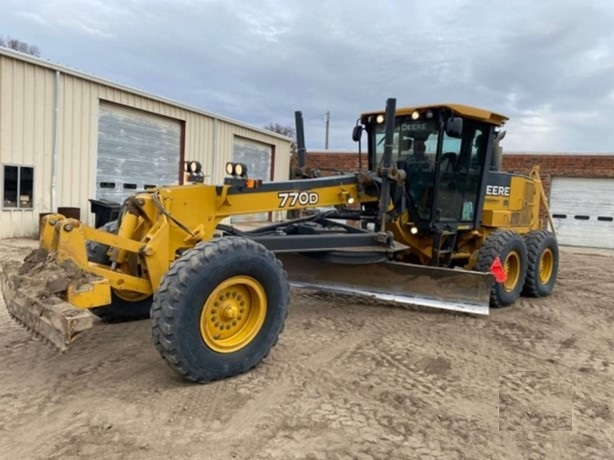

[278,191,320,207]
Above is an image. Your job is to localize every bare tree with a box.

[263,123,297,156]
[0,35,41,57]
[263,123,295,140]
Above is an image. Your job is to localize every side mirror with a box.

[352,125,363,142]
[445,117,463,138]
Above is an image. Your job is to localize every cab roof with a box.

[361,103,508,126]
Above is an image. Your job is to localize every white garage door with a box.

[231,137,272,224]
[550,177,614,249]
[96,103,181,203]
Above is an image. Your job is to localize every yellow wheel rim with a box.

[538,248,554,284]
[502,250,521,292]
[111,262,150,302]
[113,289,150,302]
[199,276,267,353]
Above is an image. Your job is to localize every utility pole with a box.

[324,110,330,150]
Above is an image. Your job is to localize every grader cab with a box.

[0,98,559,383]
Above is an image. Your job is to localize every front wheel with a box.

[87,220,152,322]
[151,237,289,383]
[477,231,528,308]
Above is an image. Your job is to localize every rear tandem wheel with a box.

[477,230,528,308]
[522,230,559,297]
[151,237,289,383]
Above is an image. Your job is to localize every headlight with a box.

[411,110,420,120]
[225,162,248,177]
[376,114,385,124]
[189,161,201,173]
[233,162,248,177]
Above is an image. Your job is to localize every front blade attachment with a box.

[1,259,95,352]
[280,253,493,315]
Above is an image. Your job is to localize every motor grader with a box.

[0,98,559,383]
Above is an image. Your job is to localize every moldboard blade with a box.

[279,253,493,315]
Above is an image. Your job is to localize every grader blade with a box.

[1,260,97,352]
[279,254,493,315]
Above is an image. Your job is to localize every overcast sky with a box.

[2,0,614,153]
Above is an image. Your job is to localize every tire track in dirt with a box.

[284,286,614,458]
[0,244,612,459]
[220,306,502,459]
[498,369,573,432]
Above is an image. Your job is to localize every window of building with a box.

[3,165,34,209]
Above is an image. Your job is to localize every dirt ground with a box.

[0,238,612,460]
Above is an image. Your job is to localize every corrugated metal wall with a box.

[0,56,55,237]
[0,50,291,238]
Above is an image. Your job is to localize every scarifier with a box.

[1,98,559,382]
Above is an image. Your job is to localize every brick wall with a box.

[502,154,614,200]
[298,151,614,199]
[292,151,361,177]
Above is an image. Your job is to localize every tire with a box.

[87,220,152,322]
[477,230,528,308]
[86,220,118,264]
[151,237,289,383]
[522,230,559,297]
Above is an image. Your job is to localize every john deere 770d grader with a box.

[0,98,559,383]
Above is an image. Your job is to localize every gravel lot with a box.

[0,238,612,459]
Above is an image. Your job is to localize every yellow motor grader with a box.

[0,98,559,383]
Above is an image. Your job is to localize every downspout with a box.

[50,70,61,212]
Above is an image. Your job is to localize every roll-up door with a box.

[231,137,273,223]
[96,102,181,203]
[550,177,614,249]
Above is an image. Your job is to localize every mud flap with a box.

[0,263,95,351]
[279,254,494,315]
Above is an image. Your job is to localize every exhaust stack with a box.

[491,130,506,171]
[294,111,307,176]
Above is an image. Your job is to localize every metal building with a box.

[0,48,292,238]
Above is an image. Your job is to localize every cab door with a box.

[433,121,490,225]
